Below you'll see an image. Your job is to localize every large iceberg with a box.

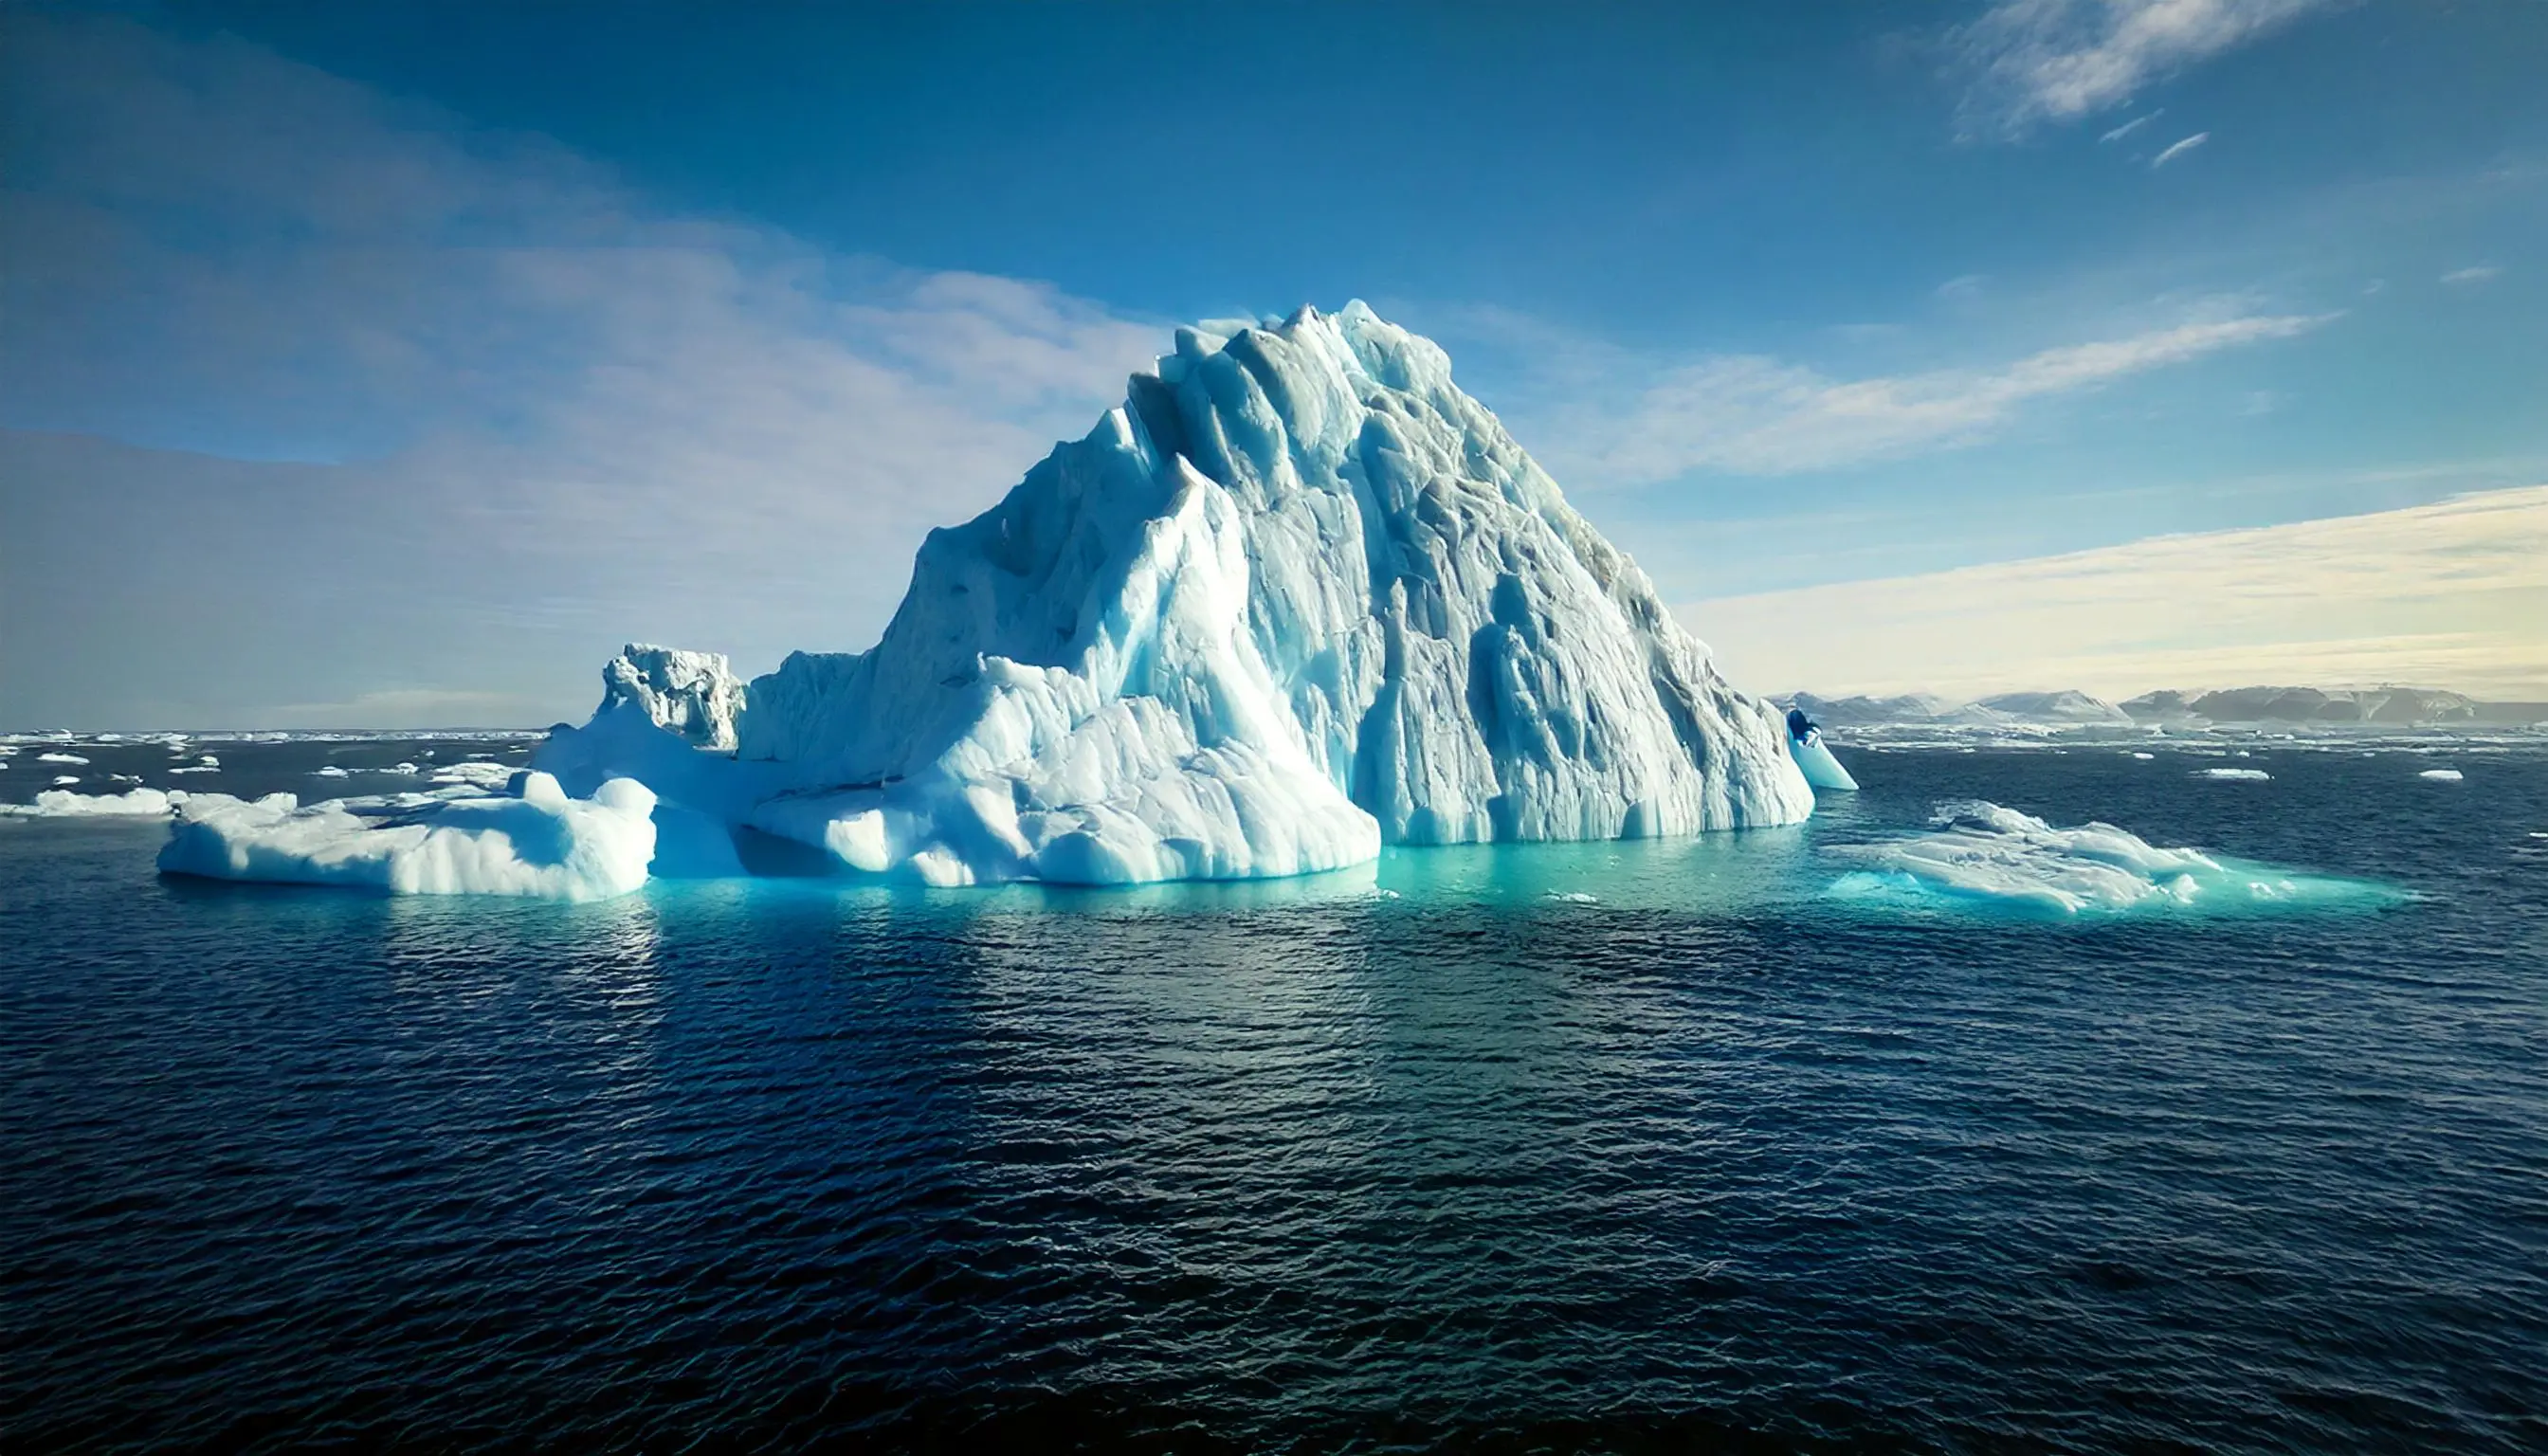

[538,302,1814,885]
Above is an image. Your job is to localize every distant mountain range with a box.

[1786,686,2548,727]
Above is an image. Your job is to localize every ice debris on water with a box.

[2198,768,2271,781]
[1826,800,2390,918]
[2418,769,2464,782]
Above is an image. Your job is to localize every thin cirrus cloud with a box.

[2441,265,2503,286]
[1950,0,2331,137]
[2151,132,2211,168]
[1520,309,2335,485]
[1684,485,2548,700]
[2098,108,2163,143]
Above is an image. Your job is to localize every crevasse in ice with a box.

[537,302,1816,885]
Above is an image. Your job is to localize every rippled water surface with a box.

[5,738,2545,1451]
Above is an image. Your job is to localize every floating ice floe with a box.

[2197,767,2272,781]
[429,760,519,792]
[1543,890,1599,903]
[1826,800,2393,919]
[157,773,657,902]
[2416,768,2464,781]
[168,764,221,775]
[312,765,351,778]
[2,787,188,818]
[51,775,82,786]
[37,753,89,765]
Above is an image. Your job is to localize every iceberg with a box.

[157,773,656,901]
[537,302,1812,885]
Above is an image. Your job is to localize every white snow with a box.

[2419,768,2465,781]
[2,787,186,818]
[536,302,1811,886]
[2198,767,2273,781]
[37,753,89,764]
[157,773,657,901]
[1827,800,2378,917]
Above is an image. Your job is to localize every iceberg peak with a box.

[539,303,1814,884]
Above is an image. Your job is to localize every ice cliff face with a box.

[540,301,1814,884]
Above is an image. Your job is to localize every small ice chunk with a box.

[2198,768,2271,781]
[37,753,89,765]
[313,765,352,778]
[51,775,81,786]
[2418,768,2464,782]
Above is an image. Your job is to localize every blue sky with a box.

[3,1,2541,725]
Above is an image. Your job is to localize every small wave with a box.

[1826,801,2395,919]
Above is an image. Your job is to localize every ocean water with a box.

[4,734,2544,1451]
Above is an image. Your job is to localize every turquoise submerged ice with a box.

[1828,800,2399,918]
[539,302,1813,887]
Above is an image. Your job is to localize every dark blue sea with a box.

[5,733,2544,1452]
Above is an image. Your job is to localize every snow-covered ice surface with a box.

[2199,768,2274,781]
[538,302,1812,886]
[1826,801,2399,919]
[2421,769,2466,782]
[157,773,656,902]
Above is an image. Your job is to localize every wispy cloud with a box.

[2441,264,2503,286]
[1935,273,1990,300]
[2099,109,2163,143]
[2151,131,2211,169]
[0,15,1165,724]
[1520,309,2335,483]
[1684,485,2548,700]
[1951,0,2331,138]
